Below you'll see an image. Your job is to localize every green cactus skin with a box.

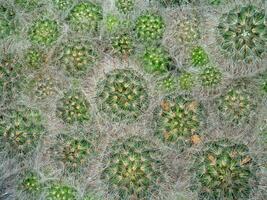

[199,66,222,87]
[0,5,16,39]
[111,33,134,55]
[15,0,39,11]
[24,47,45,69]
[46,183,77,200]
[57,40,98,76]
[34,77,56,99]
[158,0,192,7]
[115,0,134,14]
[96,69,149,123]
[192,139,258,200]
[135,13,165,43]
[105,14,120,32]
[20,172,42,195]
[190,46,209,67]
[217,5,267,63]
[67,2,103,32]
[52,0,73,10]
[158,74,177,92]
[142,47,173,74]
[178,72,195,90]
[102,136,167,199]
[57,90,91,124]
[154,95,204,145]
[0,106,44,154]
[28,19,60,46]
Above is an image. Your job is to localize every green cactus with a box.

[208,0,223,5]
[52,0,73,10]
[135,13,165,43]
[158,73,178,92]
[96,69,149,122]
[28,19,60,46]
[142,47,173,74]
[178,72,195,90]
[192,139,258,200]
[115,0,134,14]
[105,14,120,32]
[153,95,204,145]
[0,5,16,39]
[57,40,98,76]
[0,105,45,154]
[190,46,209,67]
[46,183,77,200]
[111,33,134,55]
[34,77,56,99]
[199,66,222,87]
[15,0,39,11]
[24,47,46,69]
[102,136,167,199]
[217,5,267,63]
[67,2,103,32]
[158,0,192,7]
[20,172,42,195]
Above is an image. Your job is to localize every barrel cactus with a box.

[158,73,177,92]
[190,46,209,67]
[115,0,134,14]
[96,69,149,122]
[199,66,222,87]
[102,136,167,199]
[178,72,195,90]
[33,76,56,99]
[111,33,134,56]
[46,183,77,200]
[192,139,258,200]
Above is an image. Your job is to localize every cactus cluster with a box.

[192,139,258,200]
[111,33,134,56]
[102,136,167,199]
[46,183,77,200]
[96,69,149,122]
[115,0,134,14]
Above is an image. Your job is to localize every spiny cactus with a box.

[141,47,173,74]
[15,0,39,11]
[52,0,73,10]
[0,5,15,39]
[67,2,103,32]
[28,19,60,46]
[102,136,167,199]
[32,76,56,99]
[96,69,149,122]
[104,14,121,32]
[158,0,192,7]
[158,73,178,92]
[135,13,165,43]
[19,172,42,195]
[192,139,258,200]
[208,0,223,5]
[178,72,195,90]
[57,90,91,124]
[199,66,222,87]
[115,0,134,14]
[153,95,204,145]
[46,183,77,200]
[0,105,45,155]
[111,33,134,56]
[24,47,46,69]
[217,5,267,63]
[190,46,209,67]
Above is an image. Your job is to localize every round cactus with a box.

[0,105,45,154]
[57,90,91,124]
[142,47,173,74]
[158,73,177,92]
[46,183,77,200]
[111,33,134,55]
[115,0,134,14]
[199,66,222,87]
[178,72,195,90]
[67,2,103,32]
[34,77,56,99]
[52,0,73,10]
[102,136,167,199]
[190,46,209,67]
[96,69,149,122]
[24,47,45,69]
[217,5,267,63]
[28,19,60,46]
[192,139,258,200]
[153,95,204,145]
[135,13,165,42]
[105,14,120,32]
[20,172,42,195]
[0,5,15,39]
[57,40,98,76]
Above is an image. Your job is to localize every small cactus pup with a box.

[19,171,43,197]
[104,14,121,33]
[135,13,165,43]
[57,90,91,124]
[199,65,222,87]
[96,69,149,123]
[102,136,168,199]
[46,183,77,200]
[217,5,267,64]
[52,0,73,10]
[192,139,258,200]
[153,95,204,147]
[115,0,134,14]
[141,46,174,74]
[0,105,45,155]
[24,47,46,69]
[158,73,178,92]
[178,72,196,91]
[0,5,16,39]
[190,46,209,67]
[28,19,60,46]
[67,1,103,32]
[111,33,134,56]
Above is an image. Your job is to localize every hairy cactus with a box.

[67,2,103,32]
[28,19,60,46]
[190,46,209,67]
[158,73,178,92]
[0,5,15,39]
[96,69,149,122]
[57,90,91,124]
[135,13,165,43]
[178,72,195,90]
[33,76,56,99]
[115,0,134,14]
[199,66,222,87]
[192,139,258,200]
[208,0,223,5]
[217,5,267,63]
[102,136,167,199]
[153,95,204,145]
[111,33,134,55]
[19,172,42,195]
[46,183,77,200]
[52,0,73,10]
[0,105,45,155]
[24,47,45,69]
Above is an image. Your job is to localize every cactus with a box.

[96,69,149,122]
[34,77,56,99]
[15,0,39,11]
[105,14,120,32]
[178,72,195,90]
[102,136,167,199]
[20,172,42,195]
[0,105,45,155]
[0,5,15,39]
[52,0,73,10]
[208,0,223,5]
[217,5,267,63]
[192,139,258,200]
[115,0,134,14]
[142,47,173,74]
[158,0,192,7]
[46,183,77,200]
[111,33,134,55]
[153,95,204,145]
[190,46,209,67]
[158,73,177,92]
[135,13,165,43]
[199,66,222,87]
[28,19,60,46]
[24,47,45,69]
[67,2,103,32]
